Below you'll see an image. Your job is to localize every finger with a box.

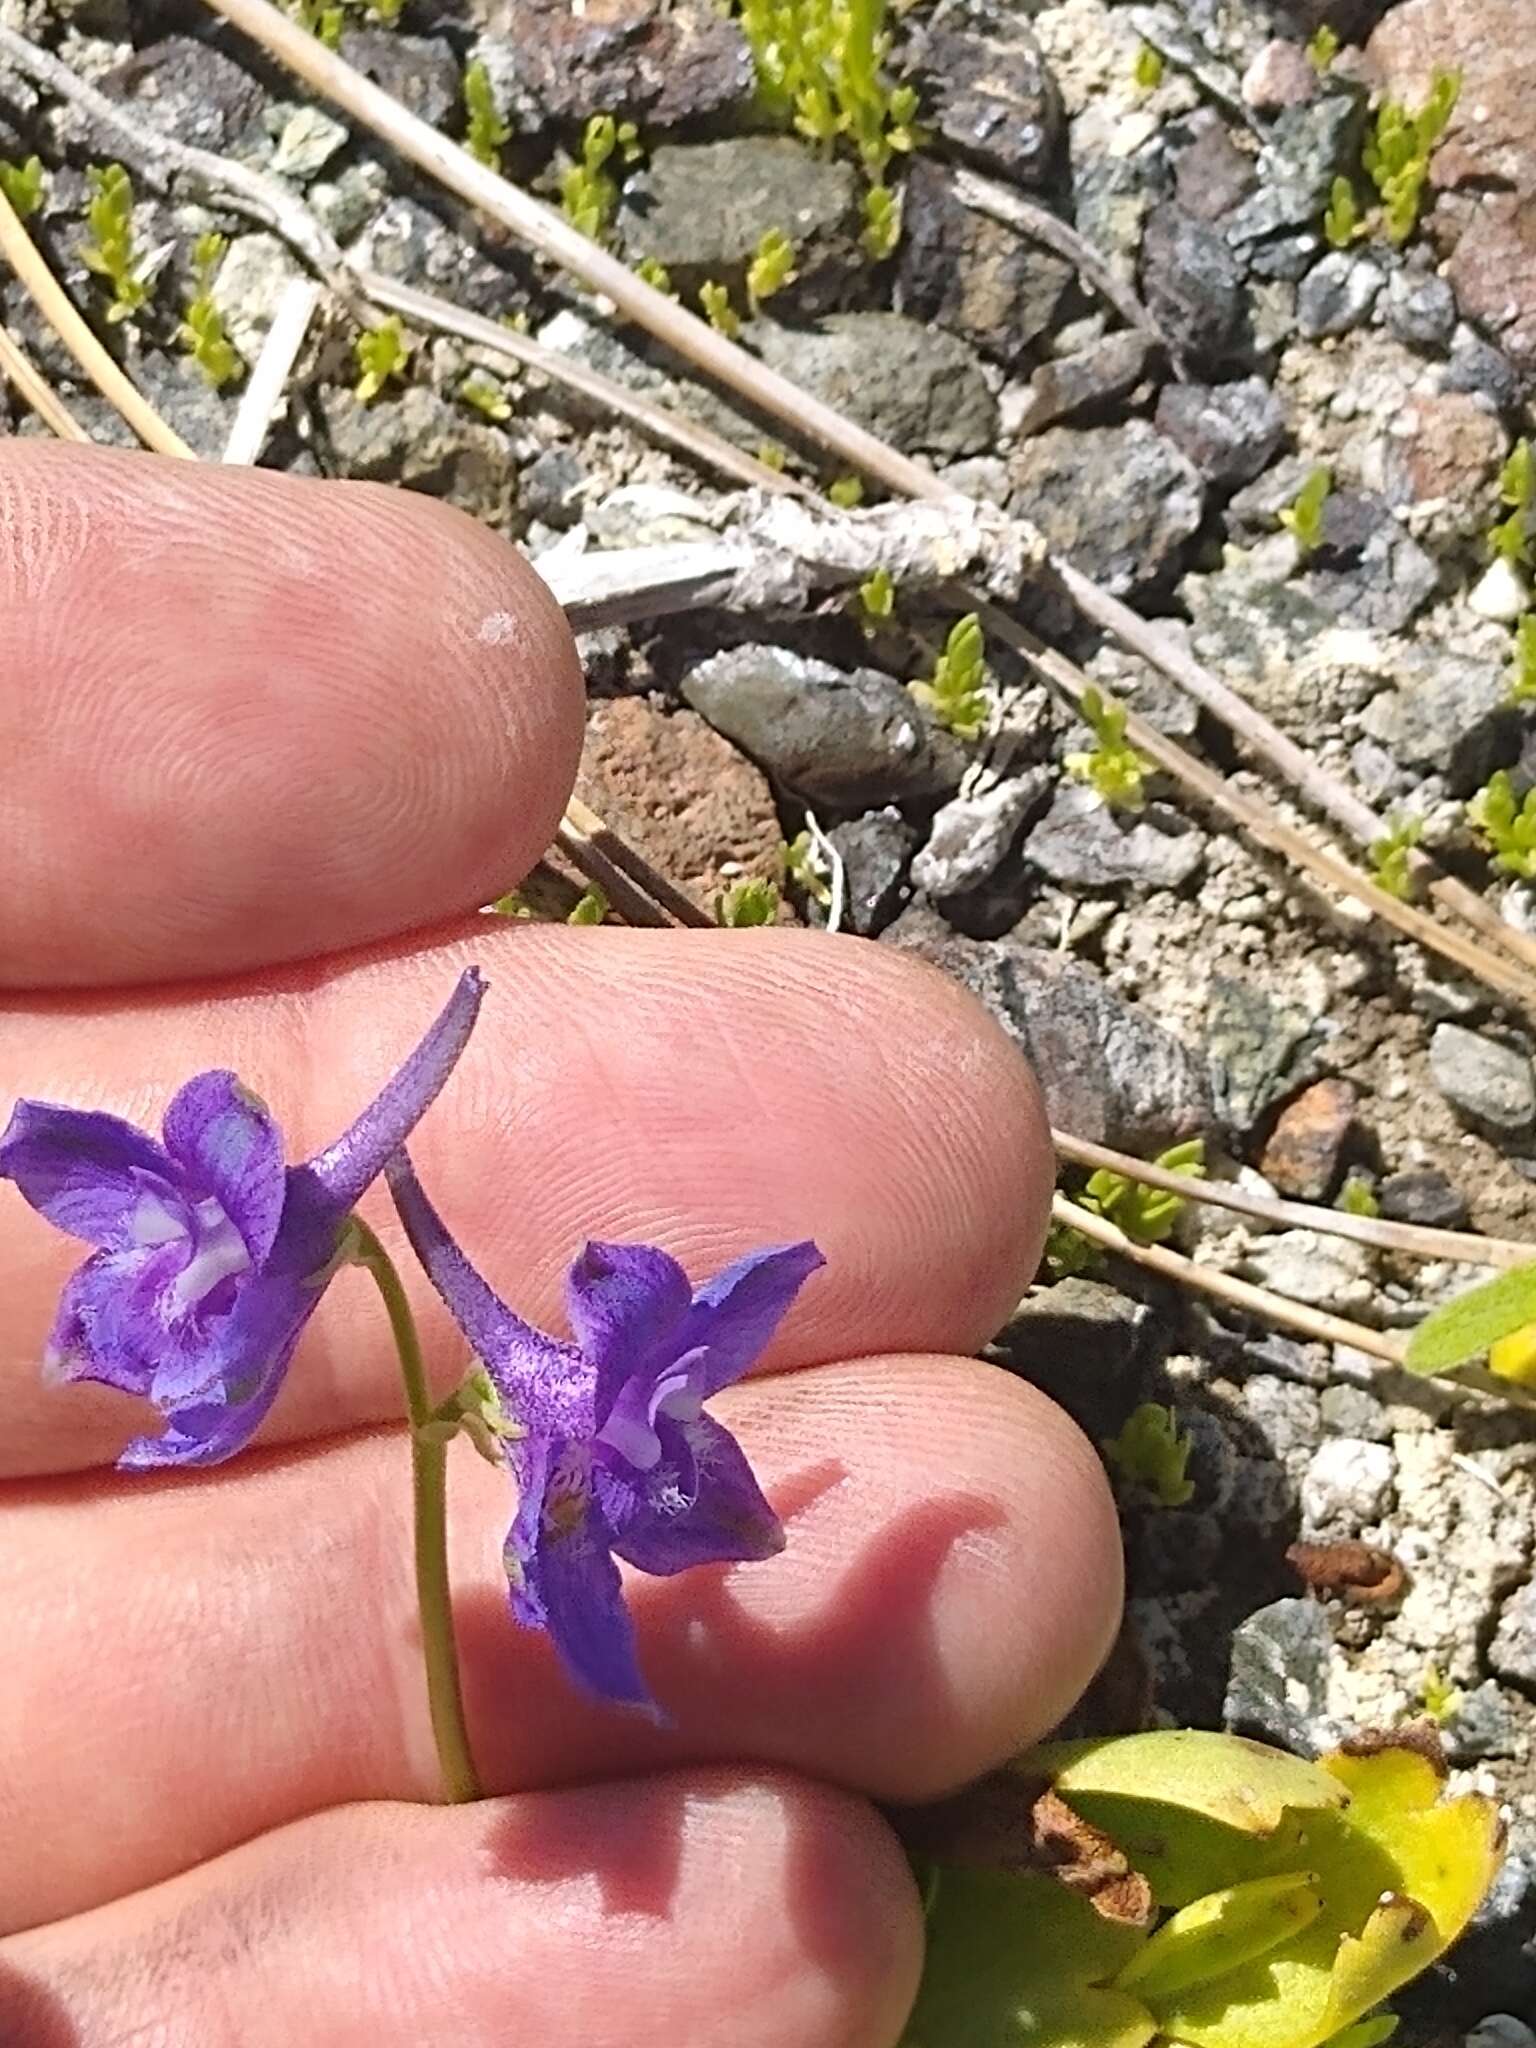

[0,927,1054,1476]
[1,1772,922,2048]
[0,441,584,988]
[0,1359,1121,1926]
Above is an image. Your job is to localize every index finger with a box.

[0,442,584,988]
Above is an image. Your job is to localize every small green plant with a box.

[1280,465,1333,556]
[784,829,833,908]
[1417,1665,1464,1726]
[1064,687,1150,812]
[1307,22,1341,71]
[354,315,413,403]
[858,564,895,623]
[458,374,511,421]
[1336,1172,1381,1219]
[1132,41,1165,92]
[79,163,151,324]
[746,226,797,305]
[1079,1138,1206,1246]
[1509,616,1536,704]
[567,884,608,926]
[1367,812,1422,901]
[462,57,510,170]
[827,473,865,508]
[1103,1402,1196,1507]
[287,0,402,42]
[1468,769,1536,881]
[717,877,780,926]
[754,439,788,472]
[1363,68,1461,247]
[635,255,675,296]
[177,233,242,390]
[910,612,989,741]
[1043,1218,1101,1280]
[490,889,533,919]
[698,279,741,337]
[860,181,900,260]
[1489,438,1534,567]
[1324,176,1363,249]
[731,0,919,178]
[0,154,45,220]
[560,115,628,242]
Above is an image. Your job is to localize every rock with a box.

[584,483,722,548]
[1359,645,1520,795]
[575,697,784,910]
[268,105,350,183]
[1384,267,1458,352]
[1016,332,1154,433]
[1442,1678,1521,1763]
[746,313,998,460]
[1442,333,1525,411]
[895,157,1072,367]
[820,808,917,936]
[338,29,460,126]
[1369,0,1536,195]
[478,0,754,128]
[1127,1509,1226,1596]
[912,770,1052,900]
[353,195,527,321]
[1174,115,1257,223]
[1466,2019,1536,2048]
[617,138,861,317]
[1224,91,1368,247]
[1024,782,1207,893]
[1303,492,1441,635]
[885,907,1214,1154]
[1468,557,1533,625]
[1224,1597,1338,1754]
[1429,1023,1536,1139]
[1241,1231,1378,1316]
[1318,1383,1392,1443]
[317,385,516,526]
[1269,0,1392,35]
[1243,1373,1324,1465]
[1155,377,1287,490]
[903,10,1064,188]
[999,1277,1152,1440]
[1297,249,1387,338]
[1446,196,1536,391]
[1302,1436,1397,1526]
[520,447,587,529]
[1206,977,1317,1133]
[1379,1166,1469,1230]
[680,645,966,806]
[1241,38,1319,112]
[96,34,264,153]
[1008,422,1205,597]
[1259,1077,1361,1199]
[208,232,306,364]
[1489,1580,1536,1690]
[1387,392,1506,530]
[1139,204,1245,370]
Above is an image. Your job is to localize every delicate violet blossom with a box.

[0,970,486,1469]
[387,1150,824,1709]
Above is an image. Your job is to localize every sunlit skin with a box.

[0,442,1123,2048]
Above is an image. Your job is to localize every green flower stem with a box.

[351,1218,482,1804]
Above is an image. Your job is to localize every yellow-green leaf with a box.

[1404,1259,1536,1374]
[1028,1734,1346,1839]
[1114,1872,1323,1997]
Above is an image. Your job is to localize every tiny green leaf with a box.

[463,58,511,169]
[910,611,989,740]
[1404,1258,1536,1374]
[1132,41,1164,92]
[1064,687,1151,812]
[0,154,46,220]
[746,226,797,305]
[567,884,608,925]
[717,876,779,926]
[1102,1403,1196,1508]
[1307,24,1340,71]
[698,279,741,337]
[1280,468,1332,556]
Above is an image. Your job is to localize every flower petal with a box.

[611,1414,785,1576]
[162,1071,287,1267]
[566,1241,692,1420]
[387,1151,591,1437]
[512,1437,653,1708]
[677,1242,826,1396]
[305,969,486,1212]
[0,1101,182,1249]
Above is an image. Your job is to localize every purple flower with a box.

[0,970,486,1470]
[387,1150,824,1709]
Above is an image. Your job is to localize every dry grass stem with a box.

[220,276,320,466]
[0,320,91,440]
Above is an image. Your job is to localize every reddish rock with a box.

[575,697,789,919]
[1388,391,1506,522]
[1446,195,1536,385]
[483,0,754,129]
[1242,40,1319,113]
[1259,1078,1361,1200]
[1369,0,1536,194]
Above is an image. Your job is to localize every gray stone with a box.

[999,1277,1151,1439]
[478,0,754,129]
[1489,1579,1536,1689]
[618,138,861,317]
[354,195,526,321]
[1024,782,1206,893]
[1140,204,1245,369]
[1429,1024,1536,1139]
[1384,268,1458,352]
[1016,332,1154,433]
[317,385,516,527]
[1243,1373,1323,1463]
[1359,646,1521,795]
[1155,377,1288,491]
[912,770,1051,899]
[895,157,1072,367]
[521,447,587,529]
[1379,1167,1470,1230]
[819,808,917,936]
[1297,249,1387,339]
[1303,491,1440,634]
[1318,1382,1392,1443]
[338,30,460,128]
[1443,1679,1521,1763]
[1243,1231,1378,1317]
[680,645,966,807]
[904,11,1063,188]
[1174,115,1257,223]
[97,35,264,154]
[1224,90,1368,246]
[1442,335,1525,412]
[1205,975,1317,1132]
[746,313,998,460]
[885,908,1214,1154]
[1127,1509,1225,1595]
[1302,1436,1397,1526]
[268,105,350,183]
[1224,1597,1338,1754]
[1008,422,1205,598]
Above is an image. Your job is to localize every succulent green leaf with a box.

[1113,1873,1323,1998]
[1027,1734,1346,1844]
[1403,1258,1536,1374]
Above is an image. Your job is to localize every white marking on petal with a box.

[131,1191,190,1248]
[597,1407,662,1471]
[166,1199,251,1316]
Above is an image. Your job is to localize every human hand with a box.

[0,442,1122,2047]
